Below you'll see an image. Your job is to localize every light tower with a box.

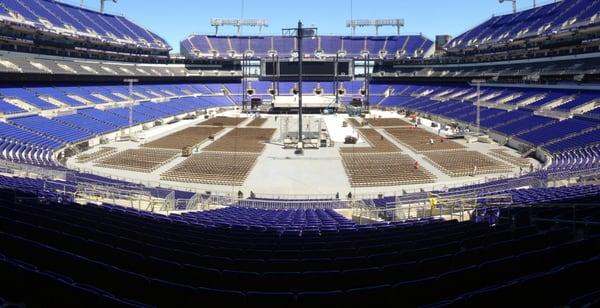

[211,19,269,35]
[100,0,117,13]
[499,0,541,11]
[499,0,517,13]
[346,19,404,35]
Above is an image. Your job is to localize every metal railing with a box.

[352,194,513,225]
[66,162,527,201]
[0,160,67,181]
[235,198,355,210]
[0,137,597,216]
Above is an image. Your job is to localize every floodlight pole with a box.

[124,78,138,139]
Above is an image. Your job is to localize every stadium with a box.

[0,0,599,306]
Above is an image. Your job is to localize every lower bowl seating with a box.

[0,189,599,307]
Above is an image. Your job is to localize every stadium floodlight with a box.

[211,18,269,35]
[499,0,541,11]
[499,0,517,13]
[100,0,117,13]
[282,21,318,154]
[346,19,404,35]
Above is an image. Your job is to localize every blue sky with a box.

[72,0,552,53]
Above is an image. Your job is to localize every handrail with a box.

[352,194,513,224]
[0,160,67,180]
